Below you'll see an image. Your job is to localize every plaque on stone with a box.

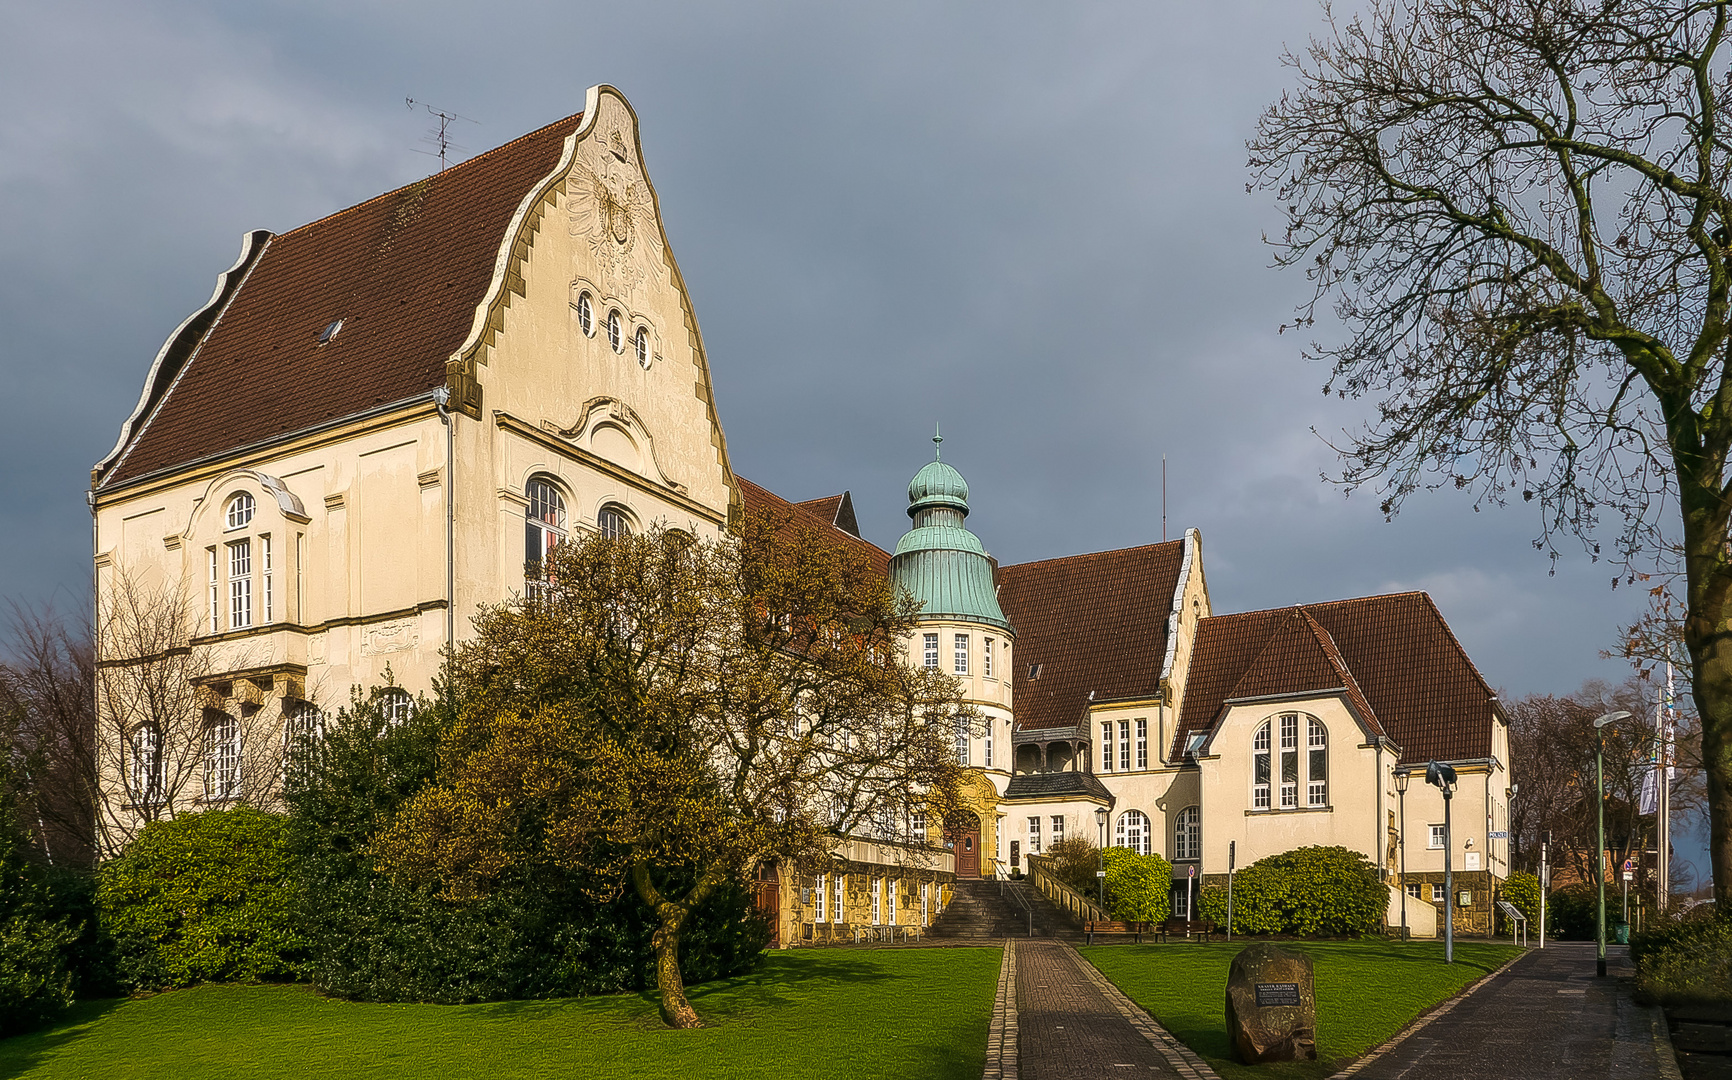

[1225,944,1317,1063]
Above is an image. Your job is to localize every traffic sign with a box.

[1187,865,1196,879]
[1623,871,1633,882]
[1623,858,1635,873]
[1489,831,1509,839]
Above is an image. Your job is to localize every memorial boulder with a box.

[1225,943,1317,1063]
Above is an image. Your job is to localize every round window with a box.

[607,310,622,353]
[576,292,594,337]
[635,326,651,369]
[225,492,255,530]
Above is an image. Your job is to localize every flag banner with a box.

[1640,766,1659,816]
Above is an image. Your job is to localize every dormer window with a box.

[607,309,623,352]
[225,492,255,530]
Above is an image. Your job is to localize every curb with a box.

[1649,1003,1685,1080]
[1324,948,1530,1079]
[982,939,1018,1080]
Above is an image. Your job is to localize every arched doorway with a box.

[945,812,982,878]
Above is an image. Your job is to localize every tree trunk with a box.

[1681,497,1732,908]
[650,903,701,1029]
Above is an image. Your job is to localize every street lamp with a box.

[1095,807,1109,914]
[1425,761,1458,964]
[1594,710,1631,978]
[1394,769,1411,941]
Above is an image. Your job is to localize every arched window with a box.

[576,292,594,336]
[598,504,632,540]
[525,479,566,594]
[1253,713,1326,810]
[607,309,623,352]
[225,492,255,530]
[634,325,651,368]
[129,726,163,806]
[380,689,413,728]
[204,711,240,800]
[1174,806,1200,861]
[1115,809,1150,855]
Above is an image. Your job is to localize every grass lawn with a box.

[0,947,1001,1080]
[1081,939,1525,1080]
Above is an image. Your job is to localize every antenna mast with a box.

[405,98,477,172]
[1162,454,1167,543]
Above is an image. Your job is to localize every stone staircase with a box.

[927,878,1084,940]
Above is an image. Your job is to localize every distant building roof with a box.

[737,477,891,576]
[794,492,862,538]
[1001,771,1114,803]
[1175,592,1497,765]
[997,541,1187,731]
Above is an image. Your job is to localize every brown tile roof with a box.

[997,541,1186,731]
[98,112,583,488]
[737,477,891,577]
[794,492,862,539]
[1176,592,1495,765]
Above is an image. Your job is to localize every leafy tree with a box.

[1253,0,1732,904]
[372,512,974,1027]
[1502,870,1542,927]
[1101,847,1173,923]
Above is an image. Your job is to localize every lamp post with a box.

[1095,807,1109,915]
[1394,769,1411,941]
[1593,710,1631,978]
[1425,761,1457,963]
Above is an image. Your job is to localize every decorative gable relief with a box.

[542,396,688,494]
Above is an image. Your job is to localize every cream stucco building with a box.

[92,87,1510,939]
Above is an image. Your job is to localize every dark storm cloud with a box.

[1,0,1648,701]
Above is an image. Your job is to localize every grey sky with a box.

[5,1,1686,857]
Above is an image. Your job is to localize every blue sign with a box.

[1488,831,1509,839]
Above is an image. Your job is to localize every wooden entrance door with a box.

[754,862,781,947]
[946,813,982,878]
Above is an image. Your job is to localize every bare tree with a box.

[94,570,282,856]
[0,601,96,867]
[1253,0,1732,902]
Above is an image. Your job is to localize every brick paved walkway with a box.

[1345,943,1680,1080]
[1015,941,1187,1079]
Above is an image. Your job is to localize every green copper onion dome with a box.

[890,430,1012,632]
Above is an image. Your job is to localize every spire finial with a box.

[933,422,943,461]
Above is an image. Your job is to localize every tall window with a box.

[576,291,594,336]
[204,712,240,800]
[984,718,993,768]
[954,634,969,675]
[260,535,273,624]
[1115,809,1150,855]
[924,633,939,669]
[1136,718,1148,770]
[1027,816,1042,854]
[296,534,306,622]
[1172,885,1190,919]
[1429,825,1445,849]
[1118,720,1131,771]
[834,874,845,924]
[284,702,324,783]
[1307,717,1328,806]
[128,726,163,805]
[597,504,632,539]
[607,309,623,352]
[1253,713,1327,810]
[1050,815,1064,845]
[225,492,255,529]
[887,879,897,925]
[911,812,926,843]
[984,637,994,678]
[525,479,566,596]
[227,539,252,629]
[954,716,968,765]
[1174,806,1200,861]
[207,547,220,633]
[634,325,651,368]
[814,873,827,922]
[1101,721,1114,771]
[871,877,882,925]
[381,689,413,728]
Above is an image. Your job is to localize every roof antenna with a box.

[406,97,477,172]
[933,422,943,461]
[1162,453,1167,543]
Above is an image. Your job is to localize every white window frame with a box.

[1028,815,1042,854]
[1172,884,1191,919]
[1115,809,1150,855]
[1429,825,1445,849]
[887,878,897,925]
[381,689,413,728]
[1174,806,1200,861]
[129,726,164,806]
[954,716,968,766]
[1279,712,1299,808]
[295,533,306,622]
[1307,717,1328,806]
[922,882,930,925]
[634,325,651,369]
[576,291,594,336]
[227,539,252,629]
[260,534,273,624]
[1119,719,1131,771]
[984,637,994,678]
[984,718,993,768]
[1051,815,1065,845]
[225,492,255,530]
[1136,718,1148,770]
[525,478,567,597]
[1101,721,1114,771]
[834,874,846,924]
[954,634,969,675]
[871,877,882,925]
[607,308,623,352]
[207,547,220,634]
[1253,720,1272,809]
[814,873,827,923]
[1431,883,1445,903]
[598,504,632,540]
[204,712,240,800]
[911,812,926,843]
[924,633,939,669]
[1406,882,1423,899]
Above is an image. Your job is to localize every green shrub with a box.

[1043,837,1104,901]
[98,807,305,988]
[0,911,73,1036]
[1629,912,1732,1006]
[1102,848,1173,923]
[1500,872,1540,927]
[1197,845,1384,936]
[283,688,767,1003]
[1545,885,1598,940]
[0,761,99,1033]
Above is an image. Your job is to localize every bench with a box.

[1159,918,1218,942]
[1084,920,1153,944]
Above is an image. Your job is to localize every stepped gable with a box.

[737,477,890,576]
[98,111,583,488]
[998,541,1186,731]
[1174,592,1494,765]
[795,491,862,538]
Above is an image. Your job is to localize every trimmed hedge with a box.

[1499,872,1540,927]
[1102,848,1173,923]
[283,689,768,1003]
[1629,912,1732,1006]
[97,807,306,988]
[1198,845,1385,936]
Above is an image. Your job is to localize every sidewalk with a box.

[1348,942,1678,1080]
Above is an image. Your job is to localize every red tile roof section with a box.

[1176,592,1494,765]
[101,112,583,487]
[1220,610,1385,738]
[997,542,1186,731]
[736,477,891,577]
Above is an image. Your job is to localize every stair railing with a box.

[1025,853,1105,923]
[1005,879,1034,937]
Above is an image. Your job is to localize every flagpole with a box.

[1660,664,1673,912]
